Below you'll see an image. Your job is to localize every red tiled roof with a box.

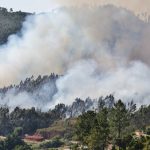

[25,134,44,141]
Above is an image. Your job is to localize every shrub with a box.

[39,138,64,149]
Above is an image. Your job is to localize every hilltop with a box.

[0,7,30,44]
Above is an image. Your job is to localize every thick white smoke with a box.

[0,5,150,109]
[52,60,150,108]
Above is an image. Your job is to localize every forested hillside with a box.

[0,98,149,149]
[0,5,149,150]
[0,7,29,44]
[74,100,150,150]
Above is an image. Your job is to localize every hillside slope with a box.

[0,7,29,44]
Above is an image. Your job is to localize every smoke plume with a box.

[0,5,150,109]
[57,0,150,14]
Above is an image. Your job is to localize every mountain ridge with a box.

[0,7,30,44]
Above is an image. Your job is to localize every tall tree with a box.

[110,100,129,149]
[88,108,110,150]
[0,106,12,135]
[75,111,96,145]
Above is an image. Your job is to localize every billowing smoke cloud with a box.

[53,60,150,108]
[57,0,150,14]
[0,5,150,110]
[1,0,150,14]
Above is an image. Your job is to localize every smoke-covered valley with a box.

[0,5,150,110]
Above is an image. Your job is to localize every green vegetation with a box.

[0,103,66,136]
[75,100,150,150]
[0,130,31,150]
[0,96,149,150]
[37,118,76,140]
[39,137,64,149]
[0,7,29,44]
[0,97,149,149]
[0,72,149,149]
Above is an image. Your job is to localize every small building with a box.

[24,134,44,142]
[135,130,146,138]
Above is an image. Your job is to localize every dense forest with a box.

[0,7,29,44]
[0,98,149,149]
[0,75,149,149]
[75,100,150,150]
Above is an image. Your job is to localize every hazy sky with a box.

[0,0,59,13]
[0,0,149,13]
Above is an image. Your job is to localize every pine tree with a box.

[75,111,96,144]
[86,108,109,150]
[110,100,129,149]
